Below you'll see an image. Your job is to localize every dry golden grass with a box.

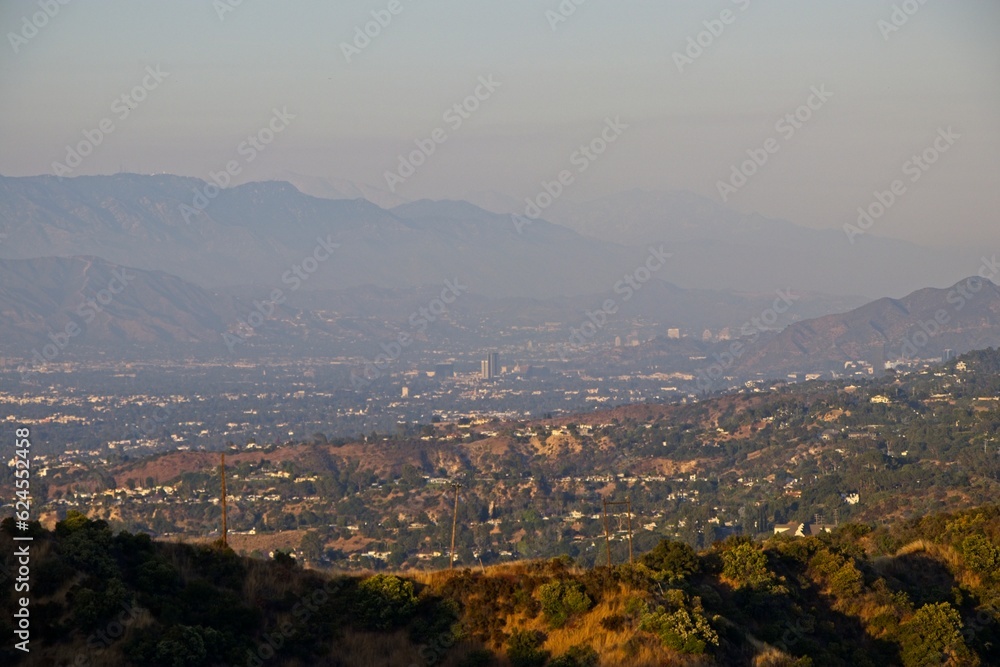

[485,580,698,666]
[751,646,801,667]
[380,563,711,665]
[242,555,300,602]
[883,539,968,583]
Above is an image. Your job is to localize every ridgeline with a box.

[3,504,999,666]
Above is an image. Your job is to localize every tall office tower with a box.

[482,352,499,379]
[873,346,886,377]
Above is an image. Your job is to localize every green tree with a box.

[355,574,418,630]
[722,543,774,589]
[639,601,719,655]
[538,580,592,628]
[550,644,598,667]
[298,531,324,562]
[960,534,999,578]
[829,560,864,599]
[641,540,701,581]
[897,602,976,667]
[506,629,549,667]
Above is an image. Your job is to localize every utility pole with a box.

[220,452,228,548]
[602,498,612,567]
[626,497,634,565]
[449,482,462,569]
[602,497,635,566]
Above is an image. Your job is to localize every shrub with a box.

[409,596,460,645]
[55,509,92,535]
[354,574,418,630]
[829,561,864,599]
[33,557,76,596]
[513,585,543,618]
[458,648,496,666]
[897,602,974,667]
[507,629,549,667]
[639,593,719,655]
[271,549,297,569]
[550,644,599,667]
[69,577,130,630]
[722,543,774,589]
[127,624,224,667]
[641,540,701,581]
[960,534,1000,577]
[538,580,592,628]
[640,605,718,654]
[60,520,117,578]
[136,558,182,595]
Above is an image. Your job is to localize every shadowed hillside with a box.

[4,505,999,666]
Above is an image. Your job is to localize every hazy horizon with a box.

[2,0,998,250]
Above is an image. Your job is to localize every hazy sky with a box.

[1,0,997,248]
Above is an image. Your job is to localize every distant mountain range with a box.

[0,174,978,302]
[472,188,974,298]
[0,256,242,348]
[0,174,635,299]
[265,170,410,210]
[2,254,997,379]
[1,173,994,370]
[739,277,1000,375]
[0,255,860,355]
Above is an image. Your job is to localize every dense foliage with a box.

[4,503,1000,665]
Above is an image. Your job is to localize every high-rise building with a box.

[873,346,886,377]
[433,363,454,378]
[481,352,499,379]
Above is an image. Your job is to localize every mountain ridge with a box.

[0,173,979,301]
[738,275,1000,375]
